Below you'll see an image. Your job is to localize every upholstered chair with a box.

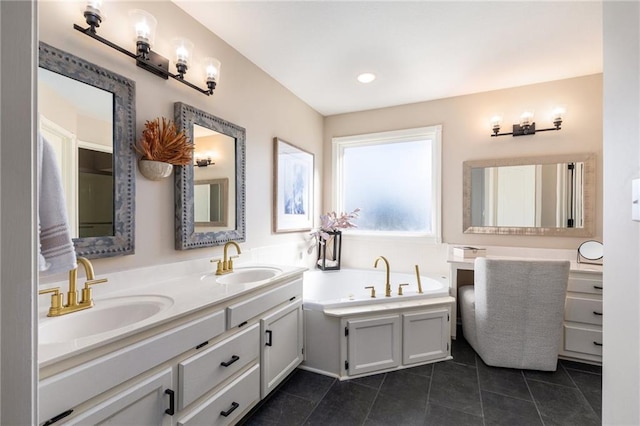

[459,258,570,371]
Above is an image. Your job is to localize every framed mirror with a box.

[38,42,136,258]
[174,102,245,249]
[463,153,595,236]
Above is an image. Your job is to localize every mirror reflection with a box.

[463,154,595,237]
[192,125,235,231]
[195,178,229,227]
[38,67,115,238]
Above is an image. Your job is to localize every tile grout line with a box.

[297,376,338,425]
[424,364,434,419]
[560,363,601,421]
[361,373,387,425]
[522,368,547,426]
[473,354,487,426]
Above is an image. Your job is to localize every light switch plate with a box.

[633,178,640,221]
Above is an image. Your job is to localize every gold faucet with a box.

[374,255,392,297]
[213,241,242,275]
[38,257,108,317]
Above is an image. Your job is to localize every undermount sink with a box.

[39,295,174,345]
[203,267,283,285]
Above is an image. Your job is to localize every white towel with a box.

[38,134,77,274]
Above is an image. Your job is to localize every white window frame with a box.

[332,125,442,244]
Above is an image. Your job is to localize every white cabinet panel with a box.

[564,325,603,356]
[179,323,259,409]
[565,297,603,325]
[227,279,302,328]
[261,299,303,398]
[403,309,450,365]
[346,315,401,376]
[177,364,260,426]
[64,368,173,426]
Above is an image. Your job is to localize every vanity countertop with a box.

[38,262,306,367]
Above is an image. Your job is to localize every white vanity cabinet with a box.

[341,306,451,378]
[560,271,603,362]
[260,298,303,397]
[39,272,305,426]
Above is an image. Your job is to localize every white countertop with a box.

[38,262,306,367]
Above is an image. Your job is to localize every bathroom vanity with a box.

[448,253,603,364]
[38,264,305,426]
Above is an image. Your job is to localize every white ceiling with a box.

[174,1,603,116]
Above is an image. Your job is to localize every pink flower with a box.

[308,208,360,253]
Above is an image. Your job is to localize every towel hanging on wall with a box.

[38,134,77,274]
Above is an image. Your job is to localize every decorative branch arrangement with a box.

[135,117,193,166]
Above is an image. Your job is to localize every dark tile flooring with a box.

[239,329,601,426]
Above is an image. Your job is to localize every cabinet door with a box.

[62,368,173,425]
[402,308,450,365]
[346,314,401,376]
[261,299,303,398]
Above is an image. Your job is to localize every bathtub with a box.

[301,268,454,380]
[303,268,450,311]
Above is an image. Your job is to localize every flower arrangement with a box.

[308,208,360,254]
[135,117,193,166]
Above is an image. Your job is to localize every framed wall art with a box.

[273,137,314,233]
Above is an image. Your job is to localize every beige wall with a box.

[38,1,324,277]
[324,74,602,272]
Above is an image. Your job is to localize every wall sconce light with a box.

[195,158,214,167]
[491,107,565,137]
[74,1,221,96]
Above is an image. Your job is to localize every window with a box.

[332,125,441,242]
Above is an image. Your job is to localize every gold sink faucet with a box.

[374,255,392,297]
[38,257,108,317]
[213,241,242,275]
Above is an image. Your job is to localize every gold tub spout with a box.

[374,256,391,297]
[415,264,424,294]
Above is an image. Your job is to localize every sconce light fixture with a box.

[491,107,565,137]
[74,1,221,96]
[195,158,214,167]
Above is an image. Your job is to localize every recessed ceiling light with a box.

[357,73,376,84]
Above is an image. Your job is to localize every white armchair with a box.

[459,258,570,371]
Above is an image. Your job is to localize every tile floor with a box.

[238,329,601,426]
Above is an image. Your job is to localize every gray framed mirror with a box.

[174,102,246,249]
[463,153,595,236]
[38,42,136,258]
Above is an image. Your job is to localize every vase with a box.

[138,159,173,181]
[317,230,342,271]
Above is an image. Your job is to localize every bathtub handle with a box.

[398,283,409,296]
[364,286,376,298]
[265,330,273,346]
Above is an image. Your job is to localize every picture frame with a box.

[273,137,314,233]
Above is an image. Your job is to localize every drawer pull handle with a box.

[593,341,603,347]
[220,355,240,367]
[593,311,603,316]
[164,389,175,415]
[220,402,240,417]
[593,285,603,290]
[266,330,273,346]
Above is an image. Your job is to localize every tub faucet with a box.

[374,256,392,297]
[213,241,242,275]
[38,257,108,317]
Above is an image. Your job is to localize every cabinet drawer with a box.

[565,297,603,325]
[567,276,603,294]
[227,278,302,328]
[179,323,259,409]
[564,325,603,356]
[39,310,225,423]
[177,364,260,426]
